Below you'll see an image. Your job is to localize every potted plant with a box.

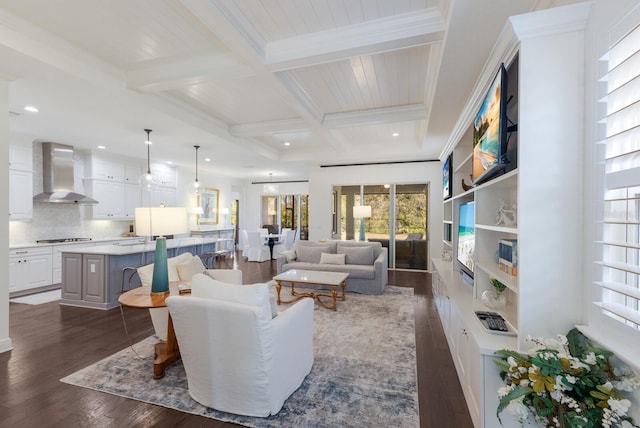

[494,328,639,427]
[482,276,507,309]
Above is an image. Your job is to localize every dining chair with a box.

[246,230,271,262]
[272,228,296,259]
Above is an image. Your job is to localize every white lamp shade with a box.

[353,205,372,219]
[193,206,204,215]
[220,207,230,215]
[135,207,188,237]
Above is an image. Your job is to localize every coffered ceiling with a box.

[1,0,563,181]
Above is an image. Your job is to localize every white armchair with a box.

[135,252,242,341]
[166,273,314,417]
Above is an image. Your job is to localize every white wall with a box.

[307,162,443,267]
[175,165,240,233]
[1,79,12,353]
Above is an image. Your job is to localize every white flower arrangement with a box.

[494,328,640,427]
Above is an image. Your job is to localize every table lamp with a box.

[135,206,188,294]
[353,205,371,242]
[220,207,230,226]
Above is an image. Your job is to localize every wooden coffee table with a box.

[273,269,348,311]
[118,282,188,379]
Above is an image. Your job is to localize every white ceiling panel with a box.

[0,0,221,67]
[169,76,299,125]
[338,121,426,148]
[289,46,431,114]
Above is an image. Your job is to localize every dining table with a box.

[264,233,282,259]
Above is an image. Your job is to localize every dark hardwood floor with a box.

[0,253,472,428]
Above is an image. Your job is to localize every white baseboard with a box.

[0,337,13,353]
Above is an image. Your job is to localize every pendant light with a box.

[144,129,153,182]
[193,145,201,194]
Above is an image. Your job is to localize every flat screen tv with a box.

[443,154,452,200]
[472,63,509,184]
[457,201,475,280]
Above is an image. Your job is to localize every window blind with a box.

[597,23,640,330]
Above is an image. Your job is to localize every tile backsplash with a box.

[9,203,133,245]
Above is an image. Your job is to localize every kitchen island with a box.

[60,237,224,310]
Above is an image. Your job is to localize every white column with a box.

[0,78,12,353]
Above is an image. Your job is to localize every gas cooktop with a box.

[36,238,93,243]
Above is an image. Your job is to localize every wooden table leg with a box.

[153,314,180,379]
[276,280,282,304]
[340,280,347,300]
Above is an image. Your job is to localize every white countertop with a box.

[59,237,225,256]
[9,236,145,250]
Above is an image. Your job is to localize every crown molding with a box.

[126,52,256,92]
[230,119,309,138]
[265,8,445,71]
[323,104,427,129]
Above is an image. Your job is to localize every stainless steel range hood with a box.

[33,142,98,205]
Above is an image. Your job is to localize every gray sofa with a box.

[275,240,388,294]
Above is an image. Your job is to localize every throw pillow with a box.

[338,246,374,265]
[191,273,274,321]
[320,252,346,265]
[176,255,206,281]
[167,252,193,281]
[137,263,154,287]
[295,245,332,263]
[280,249,297,263]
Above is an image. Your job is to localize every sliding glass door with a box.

[394,184,428,270]
[332,183,428,270]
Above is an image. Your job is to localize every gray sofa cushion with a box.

[296,245,332,263]
[337,245,374,265]
[281,262,375,280]
[336,241,382,259]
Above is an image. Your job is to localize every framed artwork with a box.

[198,187,219,224]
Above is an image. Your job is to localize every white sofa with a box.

[275,240,388,294]
[166,273,314,416]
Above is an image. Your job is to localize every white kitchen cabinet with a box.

[9,145,33,171]
[124,183,141,218]
[151,186,176,207]
[9,169,33,220]
[9,247,53,293]
[150,163,176,187]
[89,153,125,181]
[86,151,142,182]
[9,145,33,220]
[88,180,125,219]
[124,163,141,183]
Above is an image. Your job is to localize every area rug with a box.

[61,285,418,427]
[9,289,61,305]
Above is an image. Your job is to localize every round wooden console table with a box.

[118,282,189,379]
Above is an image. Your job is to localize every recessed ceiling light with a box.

[97,145,106,150]
[167,161,173,164]
[204,157,211,162]
[392,132,399,137]
[283,141,291,146]
[24,106,39,113]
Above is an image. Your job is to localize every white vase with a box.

[482,290,506,310]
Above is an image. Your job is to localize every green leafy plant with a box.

[495,328,640,427]
[490,276,507,294]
